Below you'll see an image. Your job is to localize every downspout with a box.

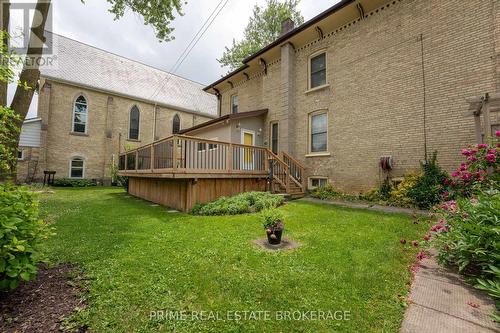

[419,34,428,161]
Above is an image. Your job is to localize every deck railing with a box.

[119,135,270,175]
[118,134,306,193]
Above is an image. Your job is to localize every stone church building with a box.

[17,33,217,184]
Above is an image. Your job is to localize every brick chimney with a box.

[281,18,295,35]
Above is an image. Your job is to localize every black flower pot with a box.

[266,228,283,245]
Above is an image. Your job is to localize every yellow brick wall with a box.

[219,0,498,193]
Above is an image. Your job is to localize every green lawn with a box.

[40,187,426,332]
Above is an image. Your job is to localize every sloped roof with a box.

[179,109,268,134]
[41,32,217,117]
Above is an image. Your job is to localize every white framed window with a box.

[308,177,328,190]
[197,142,207,152]
[70,157,84,179]
[208,137,218,150]
[72,95,88,133]
[17,150,24,160]
[172,114,181,134]
[128,106,140,140]
[309,51,327,89]
[231,94,239,114]
[308,111,328,154]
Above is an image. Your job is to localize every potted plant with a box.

[261,209,285,245]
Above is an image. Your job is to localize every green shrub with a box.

[53,178,96,187]
[408,152,449,209]
[379,177,393,201]
[0,184,52,289]
[389,171,422,207]
[310,184,359,201]
[190,192,284,216]
[261,208,284,229]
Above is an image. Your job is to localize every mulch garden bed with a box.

[0,264,86,333]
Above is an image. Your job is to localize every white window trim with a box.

[308,110,329,156]
[72,95,88,134]
[231,94,239,114]
[308,176,329,190]
[128,105,141,141]
[69,157,85,179]
[17,149,24,161]
[307,49,328,91]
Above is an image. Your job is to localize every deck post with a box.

[135,150,138,171]
[227,143,233,172]
[172,136,178,170]
[150,144,154,171]
[285,165,290,194]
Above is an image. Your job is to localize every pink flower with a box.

[467,156,478,162]
[477,143,488,149]
[485,153,496,163]
[488,148,497,154]
[423,234,431,241]
[431,224,442,232]
[496,130,500,137]
[416,251,426,260]
[462,212,468,219]
[451,171,460,178]
[443,178,451,186]
[460,163,468,171]
[467,301,480,308]
[461,149,471,156]
[400,239,407,245]
[470,198,478,205]
[411,240,419,247]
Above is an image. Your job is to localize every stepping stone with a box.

[167,210,179,213]
[150,204,159,207]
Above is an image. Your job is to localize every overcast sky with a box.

[9,0,339,117]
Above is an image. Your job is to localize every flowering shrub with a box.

[389,171,422,207]
[446,141,499,198]
[431,192,499,317]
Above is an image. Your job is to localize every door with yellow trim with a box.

[241,130,255,170]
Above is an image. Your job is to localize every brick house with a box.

[16,33,217,184]
[198,0,500,193]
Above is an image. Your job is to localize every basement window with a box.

[308,177,328,190]
[17,150,24,160]
[70,157,84,179]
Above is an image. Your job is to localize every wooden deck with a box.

[117,135,305,211]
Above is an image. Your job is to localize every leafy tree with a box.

[0,0,185,161]
[218,0,304,71]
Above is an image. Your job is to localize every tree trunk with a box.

[0,0,10,107]
[10,0,51,122]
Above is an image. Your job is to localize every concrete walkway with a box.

[300,197,429,216]
[401,256,499,333]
